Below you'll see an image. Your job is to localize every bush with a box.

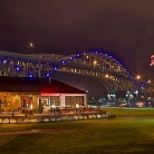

[37,104,43,114]
[96,102,101,109]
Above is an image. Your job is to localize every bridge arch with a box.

[0,50,135,93]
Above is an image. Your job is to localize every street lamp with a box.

[76,103,79,114]
[29,42,34,54]
[148,80,151,83]
[136,75,141,80]
[105,74,109,78]
[136,75,141,102]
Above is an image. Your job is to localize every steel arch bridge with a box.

[0,50,135,93]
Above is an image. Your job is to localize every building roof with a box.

[0,76,86,94]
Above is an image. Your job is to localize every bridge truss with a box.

[0,50,136,93]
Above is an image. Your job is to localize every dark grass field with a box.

[0,107,154,154]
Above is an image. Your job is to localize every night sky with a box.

[1,0,154,92]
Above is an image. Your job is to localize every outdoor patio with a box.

[0,107,115,124]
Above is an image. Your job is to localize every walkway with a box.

[0,128,75,136]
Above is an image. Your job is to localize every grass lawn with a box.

[0,108,154,154]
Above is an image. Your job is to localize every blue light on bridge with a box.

[76,53,80,57]
[54,66,57,70]
[16,66,20,71]
[29,74,33,78]
[69,56,73,60]
[46,73,50,77]
[2,60,7,64]
[61,60,65,65]
[95,51,98,54]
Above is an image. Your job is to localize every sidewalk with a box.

[0,128,75,136]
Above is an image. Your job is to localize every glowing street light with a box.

[29,42,34,54]
[29,42,33,48]
[148,80,151,83]
[105,74,109,78]
[136,75,141,80]
[136,75,141,101]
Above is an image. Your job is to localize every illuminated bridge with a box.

[0,50,136,94]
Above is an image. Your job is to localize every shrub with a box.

[37,104,43,114]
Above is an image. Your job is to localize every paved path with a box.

[0,128,75,136]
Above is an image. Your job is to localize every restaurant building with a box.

[0,76,87,113]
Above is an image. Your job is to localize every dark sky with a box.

[1,0,154,80]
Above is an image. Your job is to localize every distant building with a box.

[138,84,154,101]
[0,77,87,112]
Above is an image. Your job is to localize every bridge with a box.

[0,50,136,95]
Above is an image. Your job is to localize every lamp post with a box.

[76,103,79,114]
[126,80,130,107]
[147,80,152,105]
[29,42,34,54]
[136,75,141,102]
